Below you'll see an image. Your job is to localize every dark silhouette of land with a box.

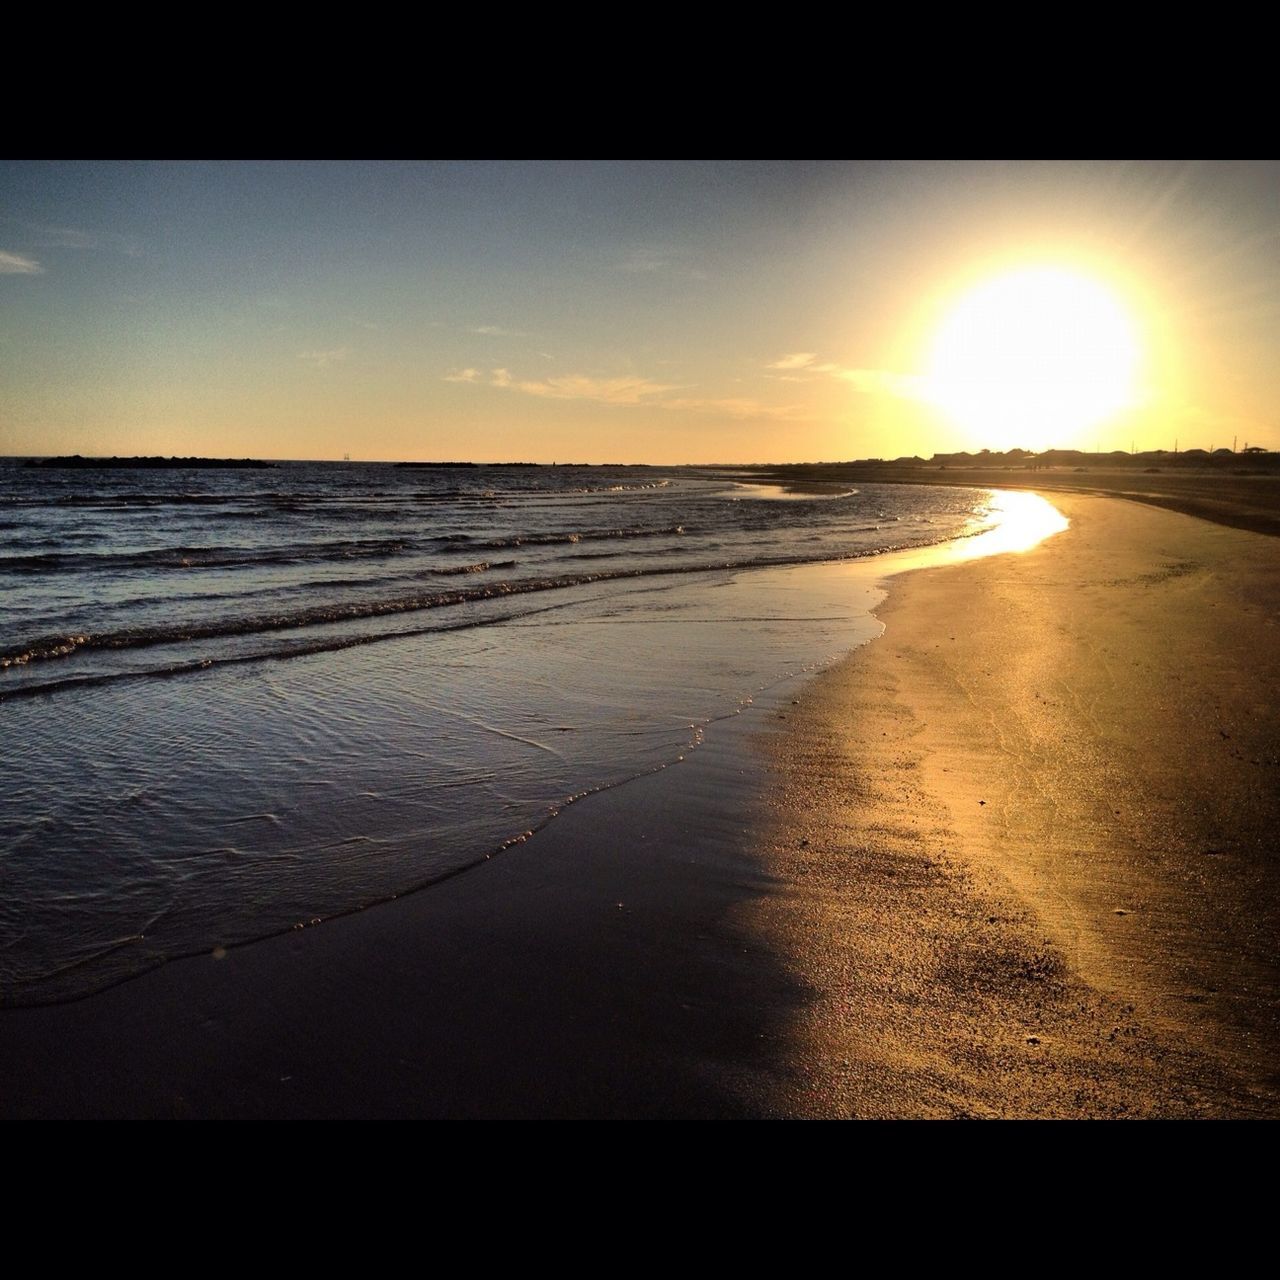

[25,455,275,470]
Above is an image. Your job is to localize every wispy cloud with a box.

[297,348,349,368]
[664,396,808,421]
[765,352,924,401]
[468,324,523,337]
[767,352,819,371]
[455,363,801,417]
[619,247,674,274]
[0,250,43,275]
[453,365,677,404]
[833,368,924,398]
[22,221,142,257]
[509,374,680,405]
[766,352,845,377]
[617,246,708,280]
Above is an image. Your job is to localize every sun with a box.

[921,266,1143,452]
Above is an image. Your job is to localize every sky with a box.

[2,160,1278,464]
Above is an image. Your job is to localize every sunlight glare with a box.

[953,490,1069,561]
[922,267,1142,451]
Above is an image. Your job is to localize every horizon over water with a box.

[1,461,1050,1004]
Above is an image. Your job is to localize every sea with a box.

[0,460,1030,1005]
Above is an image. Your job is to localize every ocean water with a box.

[1,461,1005,1004]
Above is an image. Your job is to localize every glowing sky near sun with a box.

[2,160,1278,463]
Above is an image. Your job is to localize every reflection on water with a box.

[954,489,1069,560]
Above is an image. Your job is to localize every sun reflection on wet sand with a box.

[815,488,1068,593]
[952,489,1070,561]
[761,489,1069,637]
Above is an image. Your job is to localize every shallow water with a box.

[0,462,1037,1003]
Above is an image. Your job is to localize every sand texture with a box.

[753,493,1280,1116]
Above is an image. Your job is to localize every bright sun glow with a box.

[921,266,1143,451]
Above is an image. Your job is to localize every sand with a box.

[752,493,1280,1117]
[3,491,1276,1118]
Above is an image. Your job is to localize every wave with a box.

[0,476,672,514]
[0,524,687,576]
[0,532,964,677]
[0,536,414,574]
[439,523,687,550]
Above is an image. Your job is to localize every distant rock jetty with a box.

[26,455,275,470]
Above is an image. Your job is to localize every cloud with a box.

[664,396,808,421]
[766,351,925,401]
[450,365,678,404]
[506,373,679,405]
[452,361,806,417]
[765,352,845,377]
[0,250,43,275]
[468,324,523,336]
[297,348,349,368]
[619,248,673,274]
[22,222,142,257]
[834,368,925,399]
[452,358,815,417]
[617,247,707,280]
[485,369,796,416]
[767,352,818,371]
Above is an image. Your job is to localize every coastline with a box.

[3,490,1275,1117]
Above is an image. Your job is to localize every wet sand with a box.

[3,492,1277,1118]
[0,683,811,1119]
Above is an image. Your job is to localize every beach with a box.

[753,492,1280,1117]
[2,488,1277,1118]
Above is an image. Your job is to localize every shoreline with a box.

[3,490,1275,1117]
[751,463,1280,540]
[0,665,823,1119]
